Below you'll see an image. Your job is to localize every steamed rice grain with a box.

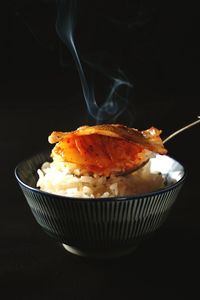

[36,160,165,198]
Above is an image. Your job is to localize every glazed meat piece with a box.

[48,124,167,176]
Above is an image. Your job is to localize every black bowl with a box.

[15,150,186,258]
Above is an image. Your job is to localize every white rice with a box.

[36,160,165,198]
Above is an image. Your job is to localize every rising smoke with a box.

[56,0,133,124]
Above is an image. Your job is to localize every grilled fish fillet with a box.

[48,124,167,176]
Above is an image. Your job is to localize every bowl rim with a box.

[14,150,187,203]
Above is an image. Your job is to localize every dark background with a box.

[0,0,200,299]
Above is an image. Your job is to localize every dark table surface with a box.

[1,1,200,299]
[1,99,200,300]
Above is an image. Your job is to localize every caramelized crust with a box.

[48,124,167,176]
[49,124,167,155]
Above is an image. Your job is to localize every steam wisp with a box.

[56,0,132,123]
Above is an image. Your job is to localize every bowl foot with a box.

[62,243,138,259]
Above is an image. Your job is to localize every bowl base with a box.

[62,243,138,259]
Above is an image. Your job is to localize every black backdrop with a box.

[0,1,200,299]
[1,0,200,100]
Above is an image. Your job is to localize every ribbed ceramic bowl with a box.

[15,150,186,258]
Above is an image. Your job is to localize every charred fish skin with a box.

[49,124,167,176]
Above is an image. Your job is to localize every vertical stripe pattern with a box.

[19,181,184,249]
[15,150,186,252]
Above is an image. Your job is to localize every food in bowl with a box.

[37,124,168,198]
[15,146,185,258]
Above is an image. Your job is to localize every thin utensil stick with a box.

[163,116,200,144]
[120,117,200,175]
